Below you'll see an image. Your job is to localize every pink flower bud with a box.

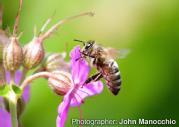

[22,11,94,70]
[43,52,70,72]
[48,71,72,96]
[23,37,44,69]
[3,0,23,71]
[3,36,23,71]
[0,30,9,44]
[0,30,9,63]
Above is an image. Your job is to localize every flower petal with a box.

[22,86,30,103]
[14,71,22,85]
[56,92,72,127]
[71,81,103,106]
[5,70,21,85]
[0,97,3,108]
[0,108,11,127]
[5,71,11,84]
[70,45,89,84]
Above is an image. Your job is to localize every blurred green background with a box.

[1,0,179,127]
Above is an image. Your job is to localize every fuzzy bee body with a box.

[75,39,122,95]
[91,46,121,95]
[94,57,122,95]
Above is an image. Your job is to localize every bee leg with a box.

[87,54,96,58]
[75,52,87,61]
[75,56,83,61]
[82,72,103,87]
[82,52,96,58]
[76,52,95,61]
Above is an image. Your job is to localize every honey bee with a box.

[74,39,129,95]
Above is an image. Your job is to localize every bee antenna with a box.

[74,39,85,45]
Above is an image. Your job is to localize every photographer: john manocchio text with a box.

[71,118,176,126]
[119,118,176,125]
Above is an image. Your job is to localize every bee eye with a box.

[85,43,91,49]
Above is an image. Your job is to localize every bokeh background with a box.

[1,0,179,127]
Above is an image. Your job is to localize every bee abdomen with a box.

[106,73,121,95]
[104,61,121,95]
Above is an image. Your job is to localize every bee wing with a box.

[103,48,130,59]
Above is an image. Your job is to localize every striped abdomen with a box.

[96,59,121,95]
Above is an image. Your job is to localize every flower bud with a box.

[48,71,72,96]
[0,30,9,44]
[3,37,23,71]
[23,37,44,69]
[42,52,70,72]
[0,30,9,63]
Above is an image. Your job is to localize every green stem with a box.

[9,100,18,127]
[0,64,6,86]
[10,71,15,85]
[19,67,28,86]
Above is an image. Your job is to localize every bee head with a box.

[80,40,94,55]
[74,39,95,54]
[84,40,95,50]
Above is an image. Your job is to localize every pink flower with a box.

[0,107,11,127]
[56,46,103,127]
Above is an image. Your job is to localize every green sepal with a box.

[11,85,22,97]
[0,84,22,98]
[0,85,10,97]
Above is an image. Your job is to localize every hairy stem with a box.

[10,71,15,85]
[20,71,59,90]
[13,0,22,36]
[19,67,28,86]
[0,64,6,86]
[77,105,83,127]
[9,99,18,127]
[0,5,3,28]
[39,17,52,34]
[40,12,94,41]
